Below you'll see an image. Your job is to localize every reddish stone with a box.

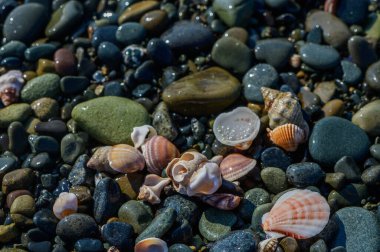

[54,48,77,76]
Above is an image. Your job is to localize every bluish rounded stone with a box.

[56,213,100,243]
[134,60,155,82]
[265,0,288,8]
[91,25,118,48]
[341,60,362,85]
[260,147,291,170]
[97,42,122,68]
[348,36,377,69]
[286,162,325,187]
[160,195,200,225]
[93,177,121,223]
[1,57,21,68]
[309,116,370,167]
[74,238,104,252]
[60,76,90,95]
[28,241,51,252]
[147,38,173,66]
[300,43,340,70]
[306,26,323,44]
[33,209,59,234]
[104,81,125,97]
[101,222,134,250]
[209,230,256,252]
[29,135,60,154]
[116,22,146,46]
[243,64,279,103]
[337,0,369,25]
[25,44,57,62]
[254,38,294,69]
[0,41,27,60]
[0,0,18,22]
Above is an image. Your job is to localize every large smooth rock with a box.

[162,67,241,116]
[300,43,340,70]
[352,100,380,136]
[255,39,294,69]
[71,97,150,145]
[21,74,61,103]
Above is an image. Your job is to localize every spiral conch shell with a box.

[261,87,309,137]
[0,70,24,106]
[166,151,222,196]
[213,107,261,150]
[138,174,171,204]
[134,237,168,252]
[262,189,330,239]
[107,144,145,173]
[220,153,257,181]
[267,123,306,152]
[199,193,241,210]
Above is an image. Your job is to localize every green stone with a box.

[251,203,273,233]
[118,200,153,234]
[199,208,237,241]
[0,223,19,243]
[260,167,288,194]
[31,97,59,120]
[21,73,61,103]
[0,103,32,128]
[238,188,270,222]
[328,183,368,208]
[212,0,254,27]
[325,173,346,190]
[71,96,150,145]
[162,67,241,116]
[366,13,380,41]
[10,195,35,217]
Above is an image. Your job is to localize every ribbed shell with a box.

[220,153,257,181]
[262,189,330,239]
[258,238,278,252]
[134,237,168,252]
[108,144,145,173]
[142,135,180,175]
[199,193,241,210]
[268,124,306,152]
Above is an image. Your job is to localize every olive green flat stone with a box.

[162,67,241,116]
[0,103,32,128]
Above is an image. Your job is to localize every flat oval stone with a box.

[3,3,49,43]
[118,0,159,24]
[116,22,146,46]
[309,116,370,167]
[199,208,237,242]
[147,38,173,67]
[300,43,340,70]
[0,41,27,59]
[71,96,150,145]
[347,36,377,69]
[212,0,254,27]
[209,230,256,252]
[33,209,59,234]
[139,9,168,34]
[54,48,76,76]
[286,162,325,187]
[0,103,32,128]
[211,37,252,74]
[24,44,57,62]
[74,238,103,252]
[60,76,89,94]
[2,168,34,194]
[261,167,288,193]
[97,42,122,68]
[254,38,294,69]
[91,25,118,49]
[56,213,99,243]
[243,64,279,103]
[45,0,83,39]
[365,61,380,91]
[352,99,380,136]
[322,99,344,117]
[161,21,214,54]
[162,67,240,116]
[361,165,380,186]
[305,10,351,48]
[21,73,61,103]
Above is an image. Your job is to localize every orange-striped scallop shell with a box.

[134,237,168,252]
[220,153,257,181]
[262,189,330,239]
[142,135,180,175]
[267,123,306,152]
[107,144,145,173]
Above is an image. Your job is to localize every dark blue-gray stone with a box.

[0,0,18,23]
[309,117,370,167]
[341,60,362,85]
[8,121,28,155]
[265,0,288,8]
[238,188,271,222]
[24,44,57,62]
[209,230,257,252]
[261,147,291,170]
[306,26,323,44]
[3,3,49,43]
[147,38,173,66]
[60,133,87,164]
[348,36,377,69]
[300,43,340,70]
[104,81,125,97]
[28,135,59,154]
[68,154,94,186]
[74,238,104,252]
[93,177,121,223]
[365,60,380,91]
[361,165,380,186]
[161,21,214,53]
[60,76,90,94]
[243,64,279,103]
[116,22,146,46]
[56,213,100,243]
[168,219,193,243]
[97,42,122,68]
[30,152,54,170]
[331,207,380,252]
[35,120,68,138]
[134,60,155,82]
[254,39,294,69]
[169,244,192,252]
[0,41,27,60]
[91,25,118,48]
[33,209,59,234]
[286,162,325,187]
[1,56,21,68]
[334,156,361,182]
[161,195,200,225]
[337,0,369,25]
[28,241,51,252]
[212,0,254,27]
[101,222,134,250]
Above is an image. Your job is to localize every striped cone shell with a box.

[220,153,257,181]
[142,136,180,175]
[262,189,330,239]
[267,123,306,152]
[108,144,145,173]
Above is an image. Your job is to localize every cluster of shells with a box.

[52,87,330,251]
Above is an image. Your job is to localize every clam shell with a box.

[267,123,306,152]
[53,192,78,219]
[213,107,261,150]
[142,136,180,175]
[138,174,171,204]
[0,70,24,106]
[258,238,278,252]
[262,189,330,239]
[220,153,257,181]
[107,144,145,173]
[131,125,157,149]
[134,237,168,252]
[199,193,241,210]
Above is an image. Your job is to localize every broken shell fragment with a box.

[213,107,261,150]
[187,161,222,196]
[107,144,145,173]
[134,237,168,252]
[53,192,78,219]
[138,174,171,204]
[220,153,257,181]
[199,193,241,210]
[0,70,24,106]
[131,125,157,149]
[267,123,306,152]
[258,238,278,252]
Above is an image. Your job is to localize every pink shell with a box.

[108,144,145,173]
[262,189,330,239]
[324,0,338,14]
[142,135,180,175]
[53,192,78,219]
[220,153,257,181]
[0,70,24,106]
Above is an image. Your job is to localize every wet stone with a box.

[35,120,68,139]
[68,154,93,187]
[325,173,346,190]
[337,0,369,25]
[147,38,173,67]
[152,102,178,141]
[118,200,153,234]
[0,41,27,60]
[161,195,200,225]
[101,222,134,251]
[286,162,325,187]
[33,209,59,234]
[97,42,122,69]
[212,0,254,27]
[251,203,273,233]
[21,74,61,103]
[140,9,169,35]
[169,244,193,252]
[334,156,361,182]
[261,147,291,170]
[10,195,35,217]
[25,44,57,62]
[300,43,340,70]
[322,99,345,117]
[118,0,160,24]
[29,135,59,154]
[261,167,288,193]
[361,165,380,186]
[8,121,28,155]
[0,103,32,128]
[54,48,77,76]
[74,238,104,252]
[199,208,237,242]
[116,22,146,46]
[93,177,121,223]
[209,230,256,252]
[306,26,323,44]
[2,168,35,194]
[56,213,100,243]
[91,25,119,49]
[238,188,271,222]
[348,36,377,69]
[352,99,380,136]
[328,183,368,207]
[313,81,336,104]
[31,97,59,121]
[341,60,362,85]
[254,39,294,69]
[60,133,87,164]
[223,27,248,43]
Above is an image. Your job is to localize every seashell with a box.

[187,161,222,196]
[261,189,330,239]
[138,174,171,204]
[324,0,338,14]
[107,144,145,173]
[258,238,278,252]
[131,125,157,149]
[213,107,261,150]
[134,237,168,252]
[267,123,306,152]
[199,193,241,210]
[87,146,118,174]
[142,135,180,175]
[107,247,120,252]
[220,153,257,181]
[0,70,24,106]
[53,192,78,219]
[261,87,309,137]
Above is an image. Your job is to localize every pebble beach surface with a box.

[0,0,380,252]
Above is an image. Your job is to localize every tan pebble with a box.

[322,99,344,117]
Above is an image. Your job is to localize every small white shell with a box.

[138,174,171,204]
[213,107,261,150]
[187,161,222,196]
[0,70,24,106]
[53,192,78,219]
[131,125,157,149]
